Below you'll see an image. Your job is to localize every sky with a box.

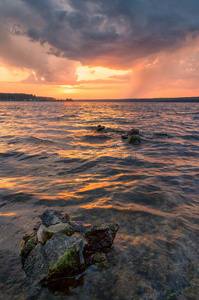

[1,0,199,99]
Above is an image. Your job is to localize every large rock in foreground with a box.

[84,223,119,253]
[24,233,85,284]
[21,209,119,286]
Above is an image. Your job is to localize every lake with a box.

[0,101,198,299]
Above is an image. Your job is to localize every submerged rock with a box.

[41,209,70,227]
[24,233,85,284]
[84,223,119,253]
[91,252,107,263]
[91,252,109,268]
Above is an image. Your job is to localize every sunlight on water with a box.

[0,101,198,299]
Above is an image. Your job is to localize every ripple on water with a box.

[0,101,198,299]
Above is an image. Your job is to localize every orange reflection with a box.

[77,181,111,193]
[0,212,16,217]
[80,203,179,218]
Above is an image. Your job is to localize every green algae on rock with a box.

[23,230,36,243]
[21,210,119,286]
[24,233,85,284]
[20,236,37,259]
[128,134,141,144]
[48,240,85,280]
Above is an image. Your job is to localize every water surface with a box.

[0,101,198,299]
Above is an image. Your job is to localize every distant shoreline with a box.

[0,93,199,102]
[0,98,199,103]
[75,97,199,103]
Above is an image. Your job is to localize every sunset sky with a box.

[1,0,199,99]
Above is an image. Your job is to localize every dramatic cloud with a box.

[1,0,199,97]
[1,0,199,65]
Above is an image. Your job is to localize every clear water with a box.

[0,101,198,299]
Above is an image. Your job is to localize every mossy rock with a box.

[24,233,85,284]
[20,237,37,259]
[23,230,36,243]
[48,246,82,279]
[128,134,141,144]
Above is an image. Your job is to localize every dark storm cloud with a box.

[1,0,199,68]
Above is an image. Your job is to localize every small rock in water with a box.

[91,252,107,263]
[96,124,105,131]
[84,223,119,253]
[123,128,141,144]
[128,134,141,144]
[127,128,139,135]
[37,225,48,245]
[41,209,70,227]
[91,252,109,268]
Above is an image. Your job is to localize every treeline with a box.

[0,93,72,101]
[0,93,37,101]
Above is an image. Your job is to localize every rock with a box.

[122,128,141,144]
[33,222,42,231]
[21,210,120,287]
[96,124,105,131]
[73,221,92,235]
[46,223,74,239]
[23,230,36,243]
[20,237,37,259]
[91,252,109,268]
[91,252,107,263]
[24,233,85,284]
[127,128,139,135]
[24,243,48,283]
[41,209,70,227]
[84,223,119,253]
[128,134,141,144]
[63,212,71,224]
[37,225,48,244]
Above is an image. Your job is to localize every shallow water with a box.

[0,101,199,300]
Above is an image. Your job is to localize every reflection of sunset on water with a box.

[0,99,198,299]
